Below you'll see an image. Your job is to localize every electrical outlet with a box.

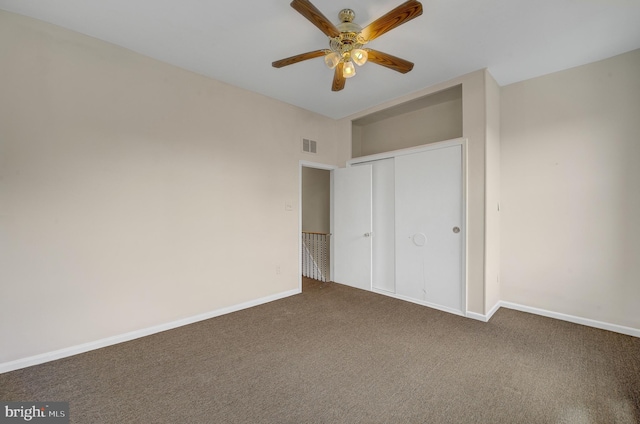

[276,266,281,275]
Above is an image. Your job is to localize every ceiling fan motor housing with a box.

[339,8,355,23]
[330,9,367,56]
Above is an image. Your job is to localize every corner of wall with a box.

[483,69,502,314]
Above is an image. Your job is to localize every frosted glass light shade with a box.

[352,49,368,66]
[324,52,340,69]
[343,60,356,78]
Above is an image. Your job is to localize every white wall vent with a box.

[302,138,317,154]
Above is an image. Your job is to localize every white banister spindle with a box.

[302,232,330,282]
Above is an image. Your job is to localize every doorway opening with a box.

[300,163,334,290]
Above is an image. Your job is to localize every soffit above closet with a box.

[352,85,461,126]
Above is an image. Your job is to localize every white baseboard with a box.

[0,288,300,374]
[465,311,487,322]
[4,290,636,374]
[466,301,639,338]
[486,301,502,321]
[466,301,501,322]
[499,301,640,338]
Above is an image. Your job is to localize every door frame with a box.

[299,161,337,292]
[346,138,468,316]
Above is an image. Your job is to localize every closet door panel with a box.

[371,159,395,293]
[395,145,463,311]
[333,165,373,291]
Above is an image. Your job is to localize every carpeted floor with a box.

[1,278,639,423]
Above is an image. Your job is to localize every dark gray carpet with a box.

[1,278,639,423]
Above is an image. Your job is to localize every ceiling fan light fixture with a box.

[343,60,356,78]
[352,49,368,66]
[273,0,423,91]
[324,52,340,69]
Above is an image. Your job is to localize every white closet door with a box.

[370,159,395,293]
[332,165,373,291]
[395,145,463,312]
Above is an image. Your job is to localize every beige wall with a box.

[353,98,463,157]
[0,11,342,363]
[484,71,501,313]
[461,71,488,315]
[301,167,330,234]
[501,49,640,329]
[351,125,363,159]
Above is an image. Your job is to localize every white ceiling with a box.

[1,0,639,119]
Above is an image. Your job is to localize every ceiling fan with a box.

[272,0,423,91]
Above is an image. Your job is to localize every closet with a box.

[332,85,465,315]
[333,140,464,315]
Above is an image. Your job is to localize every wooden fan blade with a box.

[332,62,346,91]
[291,0,341,38]
[367,49,414,73]
[272,50,326,68]
[360,0,423,42]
